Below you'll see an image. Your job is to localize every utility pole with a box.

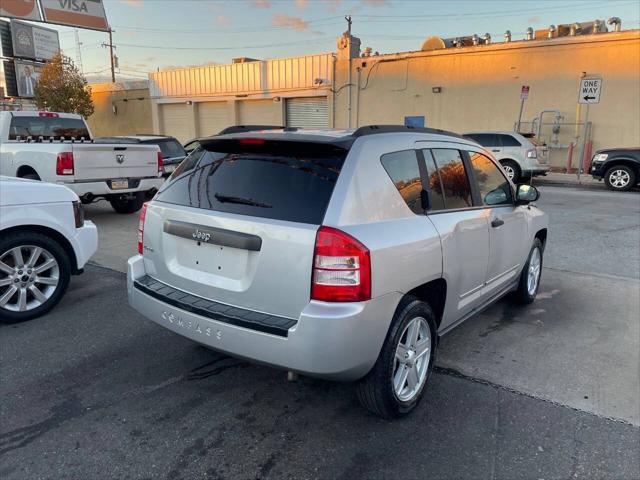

[101,29,116,83]
[346,15,352,128]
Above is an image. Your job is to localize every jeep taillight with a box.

[157,151,164,173]
[138,202,149,254]
[311,226,371,302]
[56,152,74,175]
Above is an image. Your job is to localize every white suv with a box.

[0,177,97,321]
[464,131,550,183]
[127,125,548,418]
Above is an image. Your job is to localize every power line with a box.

[353,0,636,20]
[116,37,334,51]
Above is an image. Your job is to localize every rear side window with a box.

[430,149,473,210]
[421,150,446,211]
[156,140,346,225]
[466,133,499,147]
[154,139,186,159]
[380,150,423,215]
[499,134,522,147]
[8,116,90,140]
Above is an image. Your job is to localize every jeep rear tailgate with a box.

[141,139,347,320]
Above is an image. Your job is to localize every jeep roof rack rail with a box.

[218,125,285,135]
[352,124,463,139]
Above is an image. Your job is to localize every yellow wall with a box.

[334,31,640,168]
[87,82,153,137]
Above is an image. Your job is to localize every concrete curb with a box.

[533,179,606,190]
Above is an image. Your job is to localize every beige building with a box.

[138,25,640,169]
[87,81,153,137]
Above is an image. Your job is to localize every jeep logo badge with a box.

[192,228,211,242]
[116,154,125,164]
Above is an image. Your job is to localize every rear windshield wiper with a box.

[214,193,272,208]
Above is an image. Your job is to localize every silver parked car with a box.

[464,131,550,183]
[127,125,548,418]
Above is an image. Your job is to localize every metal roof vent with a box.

[608,17,622,32]
[548,25,557,38]
[526,27,534,40]
[504,30,512,42]
[484,33,491,44]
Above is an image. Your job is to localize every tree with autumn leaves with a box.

[34,54,94,118]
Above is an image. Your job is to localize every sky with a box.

[41,0,640,81]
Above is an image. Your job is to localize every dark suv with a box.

[590,148,640,191]
[95,135,187,177]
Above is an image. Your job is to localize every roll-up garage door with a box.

[160,103,190,143]
[286,97,328,129]
[197,102,229,137]
[237,99,282,125]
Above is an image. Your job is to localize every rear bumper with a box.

[59,177,164,197]
[127,255,400,381]
[72,220,98,271]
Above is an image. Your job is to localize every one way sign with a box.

[579,78,602,104]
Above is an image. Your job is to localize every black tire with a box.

[513,238,544,305]
[22,173,40,181]
[0,231,71,323]
[109,192,145,214]
[356,297,438,418]
[500,159,521,183]
[604,165,635,192]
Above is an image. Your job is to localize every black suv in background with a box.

[95,135,187,177]
[590,148,640,191]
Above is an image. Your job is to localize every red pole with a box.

[582,141,593,173]
[566,142,574,172]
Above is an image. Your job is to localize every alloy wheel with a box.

[0,245,59,312]
[609,169,631,189]
[527,247,541,296]
[393,316,431,402]
[503,165,515,180]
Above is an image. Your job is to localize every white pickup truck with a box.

[0,111,164,213]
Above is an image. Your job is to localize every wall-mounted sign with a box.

[14,59,43,97]
[40,0,109,32]
[11,19,60,61]
[0,0,43,22]
[404,116,425,128]
[578,78,602,104]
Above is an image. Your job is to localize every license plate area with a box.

[110,179,129,190]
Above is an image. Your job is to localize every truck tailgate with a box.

[72,144,159,180]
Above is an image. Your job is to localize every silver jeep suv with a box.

[127,125,548,418]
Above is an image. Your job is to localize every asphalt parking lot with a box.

[1,186,639,479]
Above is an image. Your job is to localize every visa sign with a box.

[40,0,109,31]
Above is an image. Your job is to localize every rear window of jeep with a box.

[156,139,347,225]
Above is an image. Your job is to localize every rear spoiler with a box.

[218,125,286,135]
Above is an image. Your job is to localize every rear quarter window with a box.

[156,140,346,225]
[380,150,424,215]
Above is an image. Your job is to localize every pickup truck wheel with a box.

[356,297,437,418]
[604,165,635,191]
[109,193,145,214]
[0,232,71,323]
[500,160,521,183]
[513,238,543,305]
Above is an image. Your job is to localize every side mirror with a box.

[516,184,540,204]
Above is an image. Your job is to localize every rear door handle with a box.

[491,149,500,152]
[491,218,504,228]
